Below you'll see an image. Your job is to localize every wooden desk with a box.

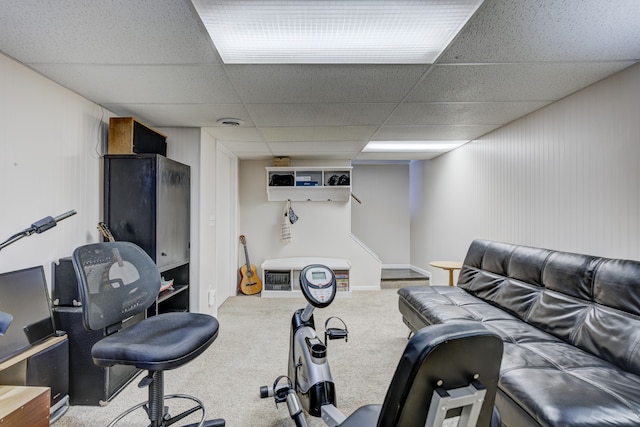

[0,335,66,372]
[0,385,50,427]
[429,261,463,286]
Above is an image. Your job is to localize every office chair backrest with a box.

[377,322,503,427]
[73,242,160,331]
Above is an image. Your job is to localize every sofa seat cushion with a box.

[398,286,563,344]
[500,341,640,426]
[398,285,640,426]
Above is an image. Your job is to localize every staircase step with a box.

[381,268,429,289]
[381,279,429,289]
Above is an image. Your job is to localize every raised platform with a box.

[381,268,429,289]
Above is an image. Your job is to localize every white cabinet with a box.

[266,167,352,202]
[261,257,350,298]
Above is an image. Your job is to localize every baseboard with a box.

[381,263,411,269]
[410,266,431,278]
[351,285,382,291]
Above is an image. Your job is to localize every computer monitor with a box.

[0,266,56,362]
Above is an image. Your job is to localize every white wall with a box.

[352,164,410,266]
[238,159,381,289]
[411,63,640,285]
[158,127,215,314]
[0,52,215,315]
[0,52,113,283]
[158,128,238,314]
[213,139,238,308]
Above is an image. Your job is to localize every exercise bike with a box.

[260,264,505,427]
[260,264,348,427]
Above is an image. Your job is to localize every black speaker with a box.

[52,257,81,307]
[53,306,142,405]
[26,336,69,411]
[0,334,70,420]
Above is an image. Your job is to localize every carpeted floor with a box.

[55,289,410,426]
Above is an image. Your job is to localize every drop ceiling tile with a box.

[30,64,241,104]
[267,141,361,159]
[408,62,636,102]
[269,140,363,152]
[102,103,252,127]
[226,64,428,103]
[260,126,377,142]
[388,101,551,125]
[217,141,271,155]
[373,125,499,141]
[441,0,640,63]
[246,103,397,127]
[0,0,218,64]
[201,126,264,142]
[355,151,443,161]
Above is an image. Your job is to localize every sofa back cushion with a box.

[458,239,640,375]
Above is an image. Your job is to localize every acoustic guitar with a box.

[239,235,262,295]
[97,222,140,286]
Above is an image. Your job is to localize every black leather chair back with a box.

[377,322,503,427]
[73,242,160,331]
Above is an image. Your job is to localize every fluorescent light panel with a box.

[191,1,485,64]
[364,140,468,152]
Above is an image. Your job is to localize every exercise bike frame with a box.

[261,264,348,427]
[288,307,337,417]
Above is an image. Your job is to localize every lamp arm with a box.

[0,209,77,252]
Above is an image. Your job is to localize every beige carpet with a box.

[55,290,410,426]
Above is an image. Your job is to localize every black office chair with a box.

[72,241,224,427]
[336,322,503,427]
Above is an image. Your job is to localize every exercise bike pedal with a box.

[324,316,348,344]
[261,376,293,405]
[326,328,348,341]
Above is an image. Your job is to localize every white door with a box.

[215,144,236,307]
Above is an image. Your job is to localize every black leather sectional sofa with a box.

[398,239,640,427]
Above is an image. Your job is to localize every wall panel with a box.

[0,52,113,283]
[411,63,640,284]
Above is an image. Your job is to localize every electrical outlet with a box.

[208,289,216,307]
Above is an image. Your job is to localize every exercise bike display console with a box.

[300,265,336,308]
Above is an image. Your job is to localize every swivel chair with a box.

[72,241,224,427]
[326,322,503,427]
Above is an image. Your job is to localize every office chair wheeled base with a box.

[106,394,224,427]
[106,371,225,427]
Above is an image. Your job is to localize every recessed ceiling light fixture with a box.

[216,118,245,126]
[363,141,468,152]
[191,0,484,64]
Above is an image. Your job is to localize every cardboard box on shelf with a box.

[273,157,291,167]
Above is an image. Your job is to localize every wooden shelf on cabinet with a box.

[266,167,352,202]
[108,117,167,156]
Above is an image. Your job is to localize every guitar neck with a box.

[243,245,251,267]
[98,222,115,242]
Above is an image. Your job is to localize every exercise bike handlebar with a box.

[300,303,315,323]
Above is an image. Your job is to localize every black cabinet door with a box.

[104,154,190,270]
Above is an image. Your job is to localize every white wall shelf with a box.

[266,166,352,202]
[261,257,350,298]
